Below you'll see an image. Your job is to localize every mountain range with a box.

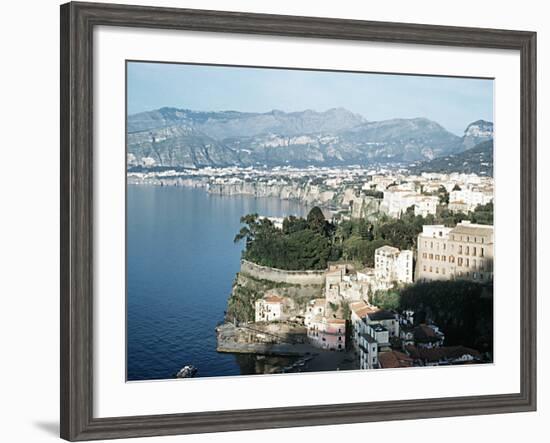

[127,107,493,170]
[411,139,493,176]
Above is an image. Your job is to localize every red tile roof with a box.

[263,294,283,304]
[378,351,413,369]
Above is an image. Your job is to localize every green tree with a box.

[307,206,327,234]
[438,185,450,205]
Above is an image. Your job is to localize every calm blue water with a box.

[127,185,308,381]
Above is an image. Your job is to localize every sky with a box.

[127,61,493,136]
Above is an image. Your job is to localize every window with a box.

[436,267,439,274]
[429,266,432,272]
[466,246,469,255]
[429,253,433,259]
[435,255,440,261]
[458,245,463,254]
[442,268,446,275]
[473,247,477,256]
[458,257,463,266]
[423,265,427,271]
[430,241,433,248]
[422,253,427,259]
[466,258,470,267]
[481,247,485,257]
[443,244,447,250]
[442,255,447,262]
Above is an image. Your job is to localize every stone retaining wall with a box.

[240,260,326,286]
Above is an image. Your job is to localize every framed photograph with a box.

[60,1,537,440]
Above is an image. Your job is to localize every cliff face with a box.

[207,181,382,219]
[225,262,324,323]
[207,181,336,207]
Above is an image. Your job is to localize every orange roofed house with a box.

[254,294,285,323]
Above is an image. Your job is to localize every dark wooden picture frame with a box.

[60,2,537,441]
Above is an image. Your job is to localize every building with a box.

[358,330,378,369]
[416,221,494,282]
[349,300,380,369]
[381,190,419,218]
[378,351,414,369]
[412,324,445,349]
[374,246,414,287]
[350,300,377,351]
[304,298,326,327]
[449,188,493,213]
[325,263,368,304]
[405,345,482,366]
[414,196,439,217]
[366,309,400,339]
[307,316,346,351]
[254,294,285,322]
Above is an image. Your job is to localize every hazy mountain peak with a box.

[462,120,493,149]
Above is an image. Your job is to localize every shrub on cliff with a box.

[234,212,334,270]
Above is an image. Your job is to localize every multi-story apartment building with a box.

[374,245,414,287]
[416,221,494,282]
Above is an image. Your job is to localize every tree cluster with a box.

[234,201,493,271]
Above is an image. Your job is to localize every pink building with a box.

[307,316,346,351]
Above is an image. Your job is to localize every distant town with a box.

[129,166,494,373]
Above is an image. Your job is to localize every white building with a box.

[350,300,379,369]
[254,294,285,322]
[304,298,326,327]
[381,190,419,218]
[414,196,439,217]
[374,246,414,287]
[449,188,493,212]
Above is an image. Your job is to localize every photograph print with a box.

[126,61,494,381]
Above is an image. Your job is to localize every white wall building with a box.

[449,188,493,212]
[254,294,285,322]
[374,245,414,286]
[414,196,439,217]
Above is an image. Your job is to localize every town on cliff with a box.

[209,169,495,374]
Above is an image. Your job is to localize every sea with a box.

[127,185,308,381]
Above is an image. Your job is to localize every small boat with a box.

[176,365,197,378]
